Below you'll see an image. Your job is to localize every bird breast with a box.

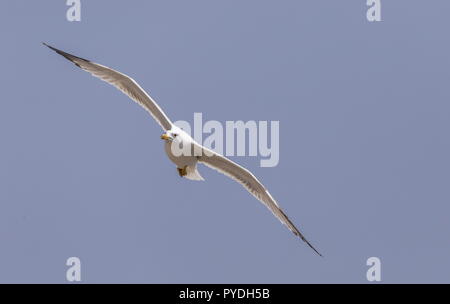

[164,141,198,167]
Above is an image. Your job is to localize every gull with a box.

[43,43,322,256]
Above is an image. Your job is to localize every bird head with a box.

[160,127,191,144]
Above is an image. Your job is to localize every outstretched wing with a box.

[43,43,173,131]
[197,146,322,256]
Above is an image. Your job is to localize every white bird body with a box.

[44,43,322,256]
[163,139,196,169]
[163,126,205,181]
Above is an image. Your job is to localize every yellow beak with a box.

[160,134,171,141]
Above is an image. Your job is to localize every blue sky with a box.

[0,1,449,283]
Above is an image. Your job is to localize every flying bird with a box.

[43,43,322,256]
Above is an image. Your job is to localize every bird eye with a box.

[173,134,177,137]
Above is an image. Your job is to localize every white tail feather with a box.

[184,165,204,181]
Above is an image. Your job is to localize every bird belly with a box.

[164,141,197,167]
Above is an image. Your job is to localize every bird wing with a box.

[43,43,173,131]
[197,146,322,256]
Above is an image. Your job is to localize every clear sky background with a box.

[0,1,449,283]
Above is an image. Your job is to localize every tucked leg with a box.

[177,166,187,177]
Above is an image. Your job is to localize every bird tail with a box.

[185,165,205,181]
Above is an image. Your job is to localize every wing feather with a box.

[43,43,173,131]
[198,146,322,256]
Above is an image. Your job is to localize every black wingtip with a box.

[280,208,323,257]
[304,238,323,257]
[311,245,323,258]
[42,42,91,66]
[294,231,323,257]
[42,42,57,52]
